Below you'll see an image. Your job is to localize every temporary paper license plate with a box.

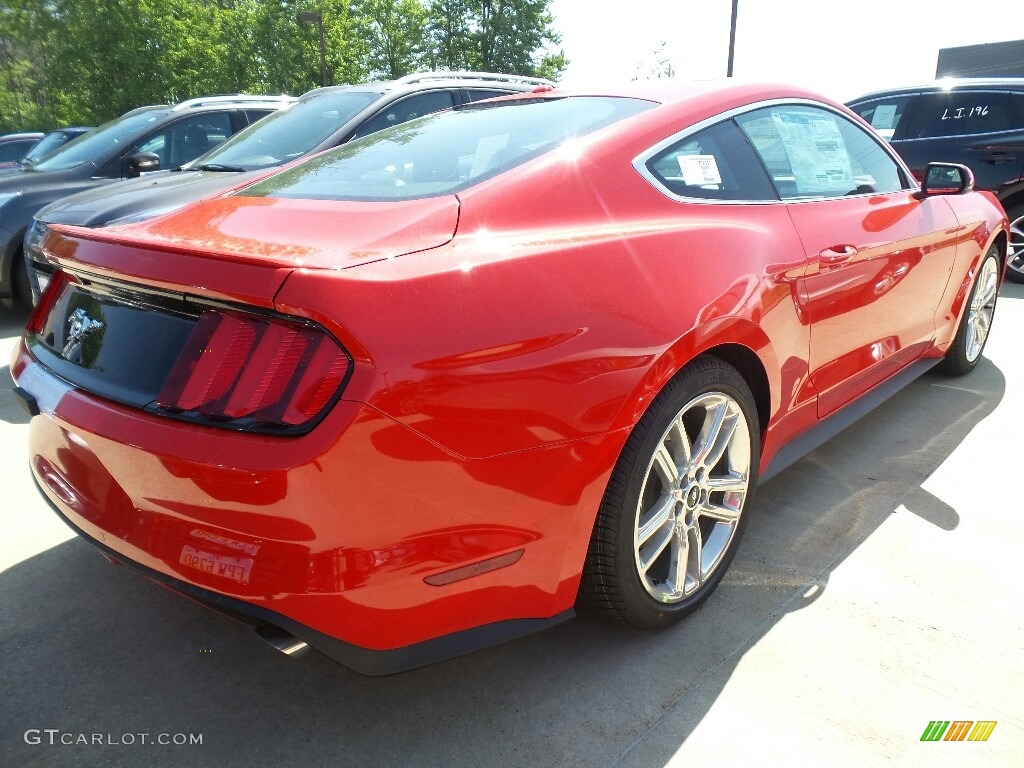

[179,545,254,584]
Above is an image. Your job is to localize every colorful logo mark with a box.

[921,721,997,742]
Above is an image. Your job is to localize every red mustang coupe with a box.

[12,82,1007,675]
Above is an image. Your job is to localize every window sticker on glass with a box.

[773,112,854,195]
[870,104,898,130]
[678,154,722,186]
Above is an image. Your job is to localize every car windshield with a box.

[32,110,167,172]
[188,90,381,172]
[240,96,656,202]
[23,130,85,164]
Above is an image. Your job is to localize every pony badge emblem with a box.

[63,307,105,362]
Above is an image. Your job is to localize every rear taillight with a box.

[156,309,350,431]
[26,269,73,335]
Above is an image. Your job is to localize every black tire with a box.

[581,356,760,629]
[939,245,1000,376]
[1004,203,1024,284]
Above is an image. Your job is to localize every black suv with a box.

[24,71,552,302]
[0,94,293,306]
[847,79,1024,281]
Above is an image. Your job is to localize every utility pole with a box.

[726,0,739,77]
[299,11,328,87]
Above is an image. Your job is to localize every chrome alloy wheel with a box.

[1008,210,1024,279]
[966,256,999,363]
[633,392,751,603]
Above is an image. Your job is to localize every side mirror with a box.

[127,152,161,177]
[915,162,974,198]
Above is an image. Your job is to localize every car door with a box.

[736,103,961,418]
[121,111,237,176]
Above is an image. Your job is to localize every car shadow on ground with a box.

[0,348,1004,768]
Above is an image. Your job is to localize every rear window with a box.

[906,91,1021,138]
[238,96,656,202]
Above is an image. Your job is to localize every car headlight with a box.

[24,219,49,259]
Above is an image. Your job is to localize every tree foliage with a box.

[0,0,566,132]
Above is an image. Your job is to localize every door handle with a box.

[983,152,1016,164]
[818,245,859,264]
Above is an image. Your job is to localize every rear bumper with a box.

[31,474,572,676]
[13,338,613,671]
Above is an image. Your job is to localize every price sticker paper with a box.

[678,154,722,186]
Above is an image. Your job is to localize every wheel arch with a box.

[700,342,772,437]
[613,317,779,442]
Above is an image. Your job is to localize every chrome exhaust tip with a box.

[254,624,310,657]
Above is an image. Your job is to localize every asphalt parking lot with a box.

[1,284,1022,768]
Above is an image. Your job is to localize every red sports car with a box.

[12,82,1008,675]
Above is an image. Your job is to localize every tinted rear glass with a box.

[239,96,655,202]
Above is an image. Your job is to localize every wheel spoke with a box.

[669,526,690,594]
[652,444,680,487]
[639,522,674,576]
[705,473,747,494]
[977,275,997,308]
[694,400,738,470]
[637,495,675,547]
[685,524,703,590]
[667,419,692,470]
[699,501,741,524]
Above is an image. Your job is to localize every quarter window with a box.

[736,105,906,199]
[645,119,777,201]
[850,96,910,140]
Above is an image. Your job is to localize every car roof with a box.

[849,78,1024,102]
[295,71,553,103]
[512,78,843,111]
[120,94,295,118]
[0,132,44,142]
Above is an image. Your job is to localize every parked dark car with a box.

[847,79,1024,281]
[24,72,553,301]
[0,127,93,170]
[0,94,293,307]
[0,132,44,164]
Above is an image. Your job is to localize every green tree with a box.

[352,0,429,79]
[427,0,565,79]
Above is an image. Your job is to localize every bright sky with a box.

[550,0,1023,102]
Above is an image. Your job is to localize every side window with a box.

[132,112,233,172]
[244,109,275,125]
[0,140,34,163]
[464,89,514,103]
[906,91,1020,138]
[351,91,455,139]
[850,96,911,140]
[736,105,906,199]
[644,119,778,201]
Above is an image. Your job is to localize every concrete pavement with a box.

[1,284,1021,767]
